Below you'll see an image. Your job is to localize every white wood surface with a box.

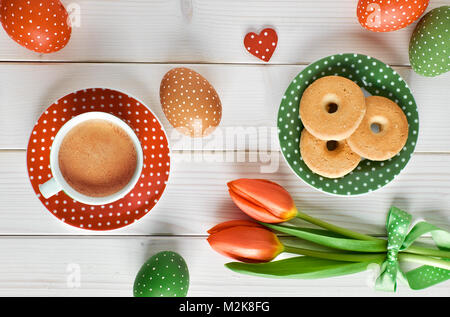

[0,237,447,297]
[0,0,447,65]
[0,0,448,296]
[1,151,450,235]
[0,63,449,152]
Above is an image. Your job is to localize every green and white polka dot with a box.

[409,6,450,77]
[376,207,450,291]
[133,251,190,297]
[277,53,419,196]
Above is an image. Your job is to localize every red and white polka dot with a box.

[357,0,430,32]
[0,0,72,53]
[26,88,171,231]
[244,28,278,62]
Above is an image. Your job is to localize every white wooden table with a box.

[0,0,449,297]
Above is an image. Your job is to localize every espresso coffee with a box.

[58,119,138,197]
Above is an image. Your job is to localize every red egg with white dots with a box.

[357,0,430,32]
[160,67,222,138]
[0,0,72,53]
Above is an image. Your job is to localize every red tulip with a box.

[207,220,284,263]
[227,179,298,223]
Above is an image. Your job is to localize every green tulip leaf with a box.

[226,256,378,279]
[263,223,387,252]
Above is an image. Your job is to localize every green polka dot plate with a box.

[277,53,419,196]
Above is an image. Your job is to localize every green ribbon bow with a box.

[376,207,450,292]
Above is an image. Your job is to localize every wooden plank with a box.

[0,150,449,235]
[0,0,447,65]
[0,63,449,152]
[0,236,447,296]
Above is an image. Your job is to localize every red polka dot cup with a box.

[38,112,144,206]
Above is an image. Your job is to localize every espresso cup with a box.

[39,112,144,205]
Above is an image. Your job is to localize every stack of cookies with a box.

[299,76,409,179]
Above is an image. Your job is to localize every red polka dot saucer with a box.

[26,88,171,231]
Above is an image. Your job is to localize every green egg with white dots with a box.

[409,6,449,77]
[133,251,189,297]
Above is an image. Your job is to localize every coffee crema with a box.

[58,119,138,197]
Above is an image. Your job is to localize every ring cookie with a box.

[347,96,408,161]
[300,76,366,141]
[300,129,361,179]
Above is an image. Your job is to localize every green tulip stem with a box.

[402,245,450,259]
[398,254,450,271]
[296,211,379,241]
[292,211,450,263]
[295,212,450,259]
[283,245,386,263]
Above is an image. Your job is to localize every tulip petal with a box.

[228,179,298,221]
[206,242,263,263]
[229,189,283,223]
[207,226,284,263]
[207,220,262,234]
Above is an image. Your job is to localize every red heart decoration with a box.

[244,28,278,62]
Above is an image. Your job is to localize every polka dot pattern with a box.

[26,88,171,231]
[134,251,189,297]
[376,207,450,291]
[375,207,412,291]
[160,67,222,137]
[406,265,450,290]
[278,53,419,196]
[244,28,278,62]
[0,0,72,54]
[357,0,429,32]
[409,6,450,77]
